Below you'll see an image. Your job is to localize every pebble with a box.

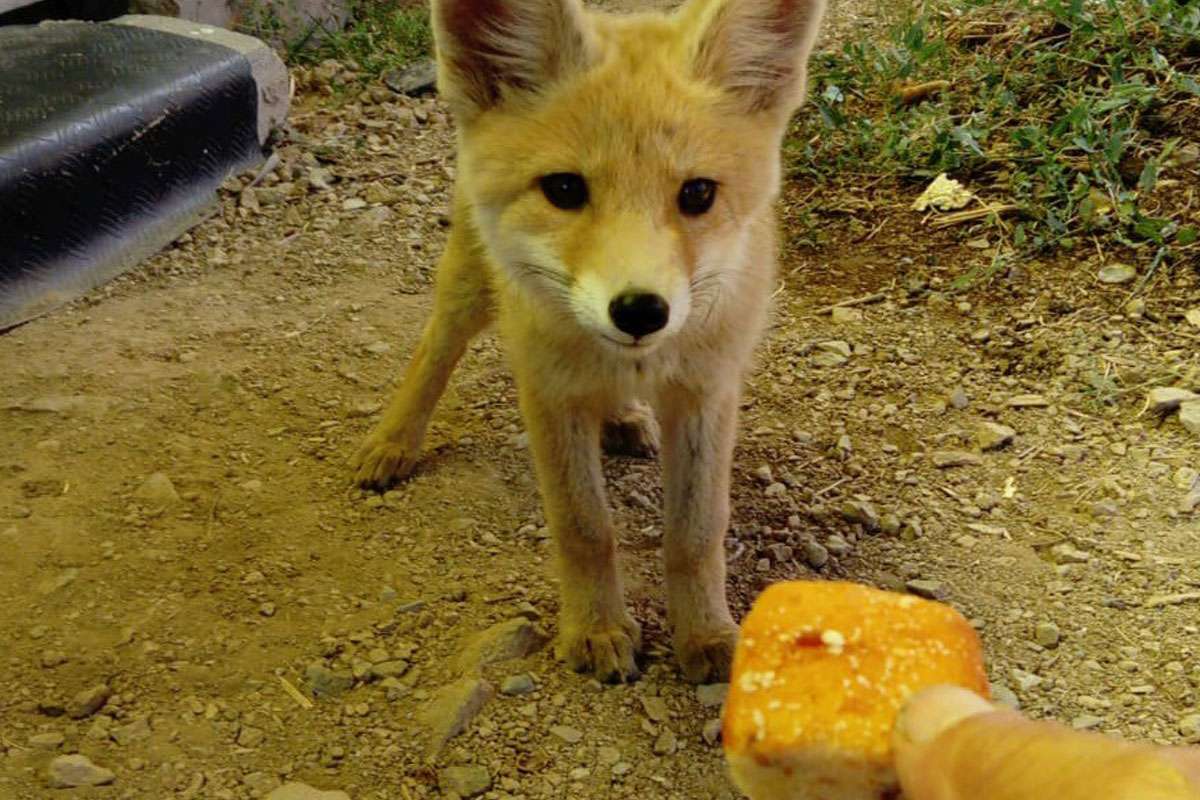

[976,421,1016,451]
[1007,394,1049,408]
[653,729,678,755]
[1034,622,1061,648]
[550,725,583,744]
[1050,543,1090,564]
[1097,263,1136,284]
[47,754,115,788]
[825,535,852,556]
[990,683,1020,710]
[752,465,774,484]
[419,678,495,754]
[803,541,829,569]
[880,513,901,535]
[948,387,969,409]
[1179,714,1200,739]
[1146,387,1198,414]
[905,579,946,600]
[1011,668,1042,691]
[68,685,110,719]
[304,663,354,698]
[29,731,65,750]
[696,683,728,708]
[830,307,863,324]
[931,450,982,468]
[134,472,181,506]
[840,499,880,531]
[267,784,352,800]
[1180,401,1200,435]
[702,718,723,746]
[501,674,536,696]
[640,696,669,722]
[438,765,492,798]
[456,617,547,672]
[1071,714,1104,730]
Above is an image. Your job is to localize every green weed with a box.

[287,1,431,76]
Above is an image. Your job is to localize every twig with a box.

[929,204,1019,228]
[813,291,887,315]
[812,477,849,498]
[278,675,314,709]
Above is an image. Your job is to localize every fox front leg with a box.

[658,386,740,684]
[519,389,642,683]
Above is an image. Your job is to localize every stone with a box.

[696,683,728,708]
[237,726,265,747]
[438,765,492,798]
[266,783,351,800]
[1146,387,1199,414]
[1034,622,1060,648]
[640,696,669,722]
[905,579,946,600]
[456,618,548,673]
[28,731,65,750]
[1097,263,1136,284]
[948,387,969,409]
[1050,543,1090,564]
[304,663,354,698]
[501,674,535,696]
[1071,714,1104,730]
[1007,394,1049,408]
[134,472,180,506]
[976,421,1016,451]
[46,754,115,788]
[803,541,829,569]
[111,717,151,746]
[68,685,110,721]
[420,678,495,754]
[369,660,409,680]
[840,499,879,531]
[767,543,794,563]
[990,683,1020,710]
[702,718,723,746]
[383,59,438,95]
[830,307,863,324]
[1179,714,1200,739]
[653,729,678,755]
[931,450,982,468]
[1180,401,1200,435]
[550,725,584,744]
[1011,668,1042,692]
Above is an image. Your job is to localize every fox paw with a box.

[351,435,419,491]
[556,617,643,684]
[676,622,739,684]
[601,407,660,459]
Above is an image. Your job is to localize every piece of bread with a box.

[722,580,989,799]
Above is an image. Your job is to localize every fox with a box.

[352,0,826,684]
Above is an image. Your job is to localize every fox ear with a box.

[684,0,826,113]
[432,0,596,119]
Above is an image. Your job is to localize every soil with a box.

[2,1,1199,798]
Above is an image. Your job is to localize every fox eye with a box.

[539,173,588,210]
[678,178,717,215]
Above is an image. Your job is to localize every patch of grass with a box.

[790,0,1200,282]
[286,1,432,76]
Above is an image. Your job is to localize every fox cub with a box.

[353,0,826,683]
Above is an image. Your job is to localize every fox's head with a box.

[432,0,825,353]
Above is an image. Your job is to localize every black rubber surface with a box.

[0,21,262,329]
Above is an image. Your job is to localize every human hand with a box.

[893,685,1200,800]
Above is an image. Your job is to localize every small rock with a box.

[501,674,535,695]
[1090,500,1119,518]
[931,450,982,468]
[29,731,65,750]
[1034,622,1061,648]
[1180,401,1200,435]
[134,472,180,506]
[640,696,669,722]
[1175,466,1199,491]
[456,618,548,673]
[1050,543,1090,564]
[420,678,495,754]
[550,725,584,744]
[1071,714,1104,730]
[1124,298,1146,319]
[752,464,774,484]
[1146,387,1199,414]
[830,307,863,324]
[237,726,265,747]
[803,541,829,569]
[68,684,110,719]
[369,660,410,680]
[653,729,678,755]
[702,718,723,746]
[825,535,852,556]
[976,421,1016,451]
[840,499,880,530]
[1097,263,1136,284]
[990,683,1020,710]
[304,663,354,698]
[880,513,901,535]
[768,543,794,563]
[905,579,946,600]
[342,197,367,211]
[948,387,969,409]
[1179,714,1200,739]
[696,683,728,708]
[46,754,115,788]
[382,58,438,95]
[438,765,492,798]
[111,717,151,746]
[267,782,351,800]
[1011,668,1042,692]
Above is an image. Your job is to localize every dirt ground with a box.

[2,1,1199,798]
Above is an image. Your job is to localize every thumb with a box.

[892,685,1200,800]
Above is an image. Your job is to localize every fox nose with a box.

[609,292,670,338]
